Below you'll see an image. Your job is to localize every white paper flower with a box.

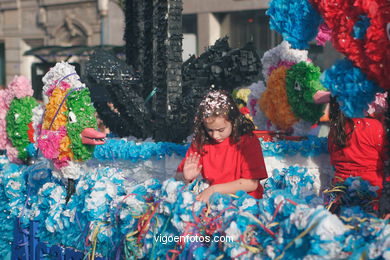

[261,41,308,82]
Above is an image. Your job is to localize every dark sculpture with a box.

[85,0,261,143]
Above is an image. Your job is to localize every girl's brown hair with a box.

[329,96,354,148]
[192,90,254,152]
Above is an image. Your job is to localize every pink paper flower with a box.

[249,99,258,116]
[59,81,71,91]
[0,124,6,146]
[6,145,21,163]
[316,23,332,46]
[8,75,33,99]
[2,89,14,107]
[53,156,70,169]
[366,92,388,116]
[268,61,296,77]
[0,89,12,150]
[45,83,57,97]
[37,127,67,159]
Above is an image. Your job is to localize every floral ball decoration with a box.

[310,0,390,90]
[285,62,326,123]
[6,96,39,161]
[1,76,42,163]
[266,0,323,49]
[259,66,299,130]
[38,62,104,179]
[7,75,34,99]
[321,59,382,118]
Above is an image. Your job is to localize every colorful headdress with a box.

[199,90,234,118]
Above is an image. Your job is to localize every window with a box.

[221,10,282,59]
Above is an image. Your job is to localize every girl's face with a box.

[203,116,232,143]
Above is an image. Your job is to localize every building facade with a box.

[183,0,271,56]
[0,0,124,87]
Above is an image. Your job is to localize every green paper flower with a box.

[286,62,326,123]
[66,88,98,161]
[6,96,38,160]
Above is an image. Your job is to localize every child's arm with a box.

[196,178,259,203]
[175,171,190,183]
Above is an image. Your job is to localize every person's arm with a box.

[174,171,189,183]
[196,178,258,203]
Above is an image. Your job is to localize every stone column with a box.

[196,12,221,54]
[5,37,22,84]
[3,5,21,84]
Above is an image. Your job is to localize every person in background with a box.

[176,90,268,203]
[328,96,387,209]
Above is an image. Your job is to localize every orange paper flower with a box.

[259,66,298,130]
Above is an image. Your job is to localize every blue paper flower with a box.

[321,59,382,118]
[266,0,322,49]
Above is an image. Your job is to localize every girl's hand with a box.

[183,153,202,182]
[196,186,215,203]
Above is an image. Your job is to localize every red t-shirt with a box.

[177,134,268,199]
[328,118,386,191]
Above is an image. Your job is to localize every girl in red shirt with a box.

[176,90,268,203]
[328,96,386,199]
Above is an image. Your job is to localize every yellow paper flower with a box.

[42,87,73,160]
[233,88,251,103]
[59,135,73,161]
[42,88,68,130]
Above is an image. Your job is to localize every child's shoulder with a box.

[353,117,383,129]
[240,133,258,144]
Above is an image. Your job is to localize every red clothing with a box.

[177,134,268,199]
[328,118,386,191]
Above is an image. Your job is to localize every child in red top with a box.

[328,96,386,194]
[176,90,268,203]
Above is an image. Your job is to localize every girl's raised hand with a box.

[183,153,202,182]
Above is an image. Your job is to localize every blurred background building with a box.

[182,0,340,69]
[0,0,341,95]
[0,0,125,96]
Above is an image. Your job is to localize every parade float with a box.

[0,0,389,259]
